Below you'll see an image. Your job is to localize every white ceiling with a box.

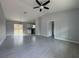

[0,0,78,22]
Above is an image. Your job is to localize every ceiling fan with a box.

[33,0,50,12]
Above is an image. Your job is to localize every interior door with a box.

[52,21,54,38]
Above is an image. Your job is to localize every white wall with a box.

[6,21,14,36]
[6,21,33,36]
[35,18,41,35]
[36,13,54,37]
[54,9,79,43]
[0,3,6,45]
[36,9,79,43]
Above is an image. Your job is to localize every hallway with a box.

[0,36,79,58]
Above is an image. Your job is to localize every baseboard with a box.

[55,36,79,44]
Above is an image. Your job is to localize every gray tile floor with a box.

[0,35,79,58]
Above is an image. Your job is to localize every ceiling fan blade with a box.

[33,6,40,9]
[40,9,42,12]
[43,0,50,6]
[44,7,49,9]
[36,0,41,6]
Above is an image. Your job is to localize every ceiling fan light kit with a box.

[33,0,50,12]
[40,6,44,9]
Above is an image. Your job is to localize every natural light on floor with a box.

[14,24,24,46]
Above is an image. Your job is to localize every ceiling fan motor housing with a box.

[34,0,50,12]
[40,6,44,9]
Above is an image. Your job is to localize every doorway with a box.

[14,24,23,36]
[31,24,36,35]
[51,21,54,38]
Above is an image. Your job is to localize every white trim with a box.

[6,34,31,36]
[40,34,50,37]
[55,36,79,44]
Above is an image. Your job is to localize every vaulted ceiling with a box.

[0,0,78,22]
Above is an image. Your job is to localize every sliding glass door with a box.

[14,24,23,36]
